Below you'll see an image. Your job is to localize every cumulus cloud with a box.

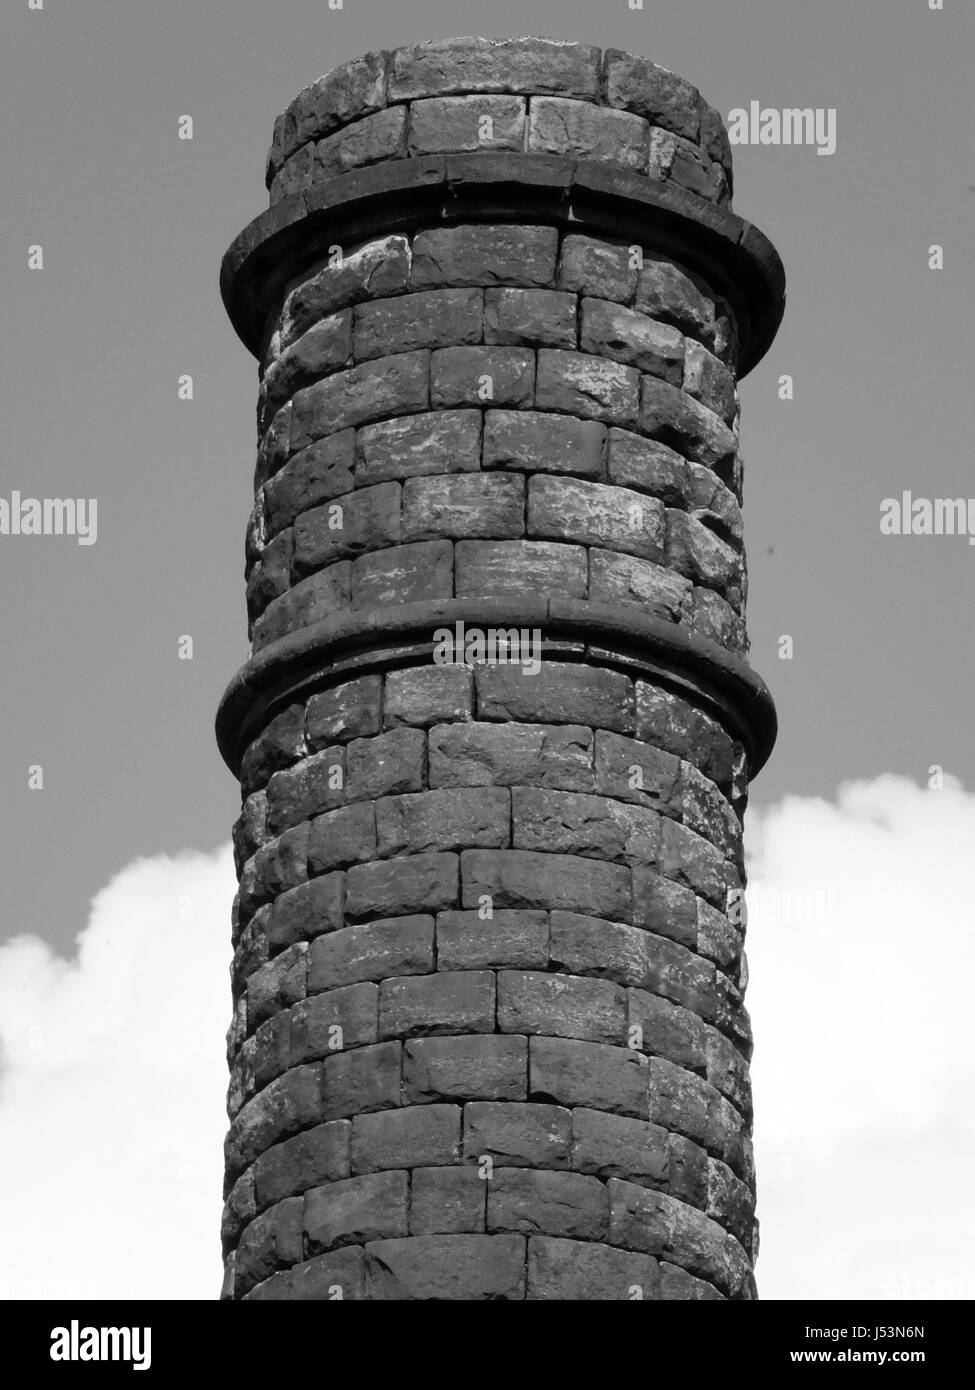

[0,775,972,1300]
[0,846,233,1300]
[747,774,975,1299]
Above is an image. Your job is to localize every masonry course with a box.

[218,35,784,1300]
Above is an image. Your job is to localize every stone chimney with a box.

[217,36,785,1301]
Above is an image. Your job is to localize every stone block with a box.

[354,289,483,361]
[527,1236,659,1300]
[483,289,577,349]
[436,909,549,972]
[528,97,649,172]
[411,225,559,290]
[535,349,640,426]
[356,410,482,485]
[308,916,434,990]
[376,787,510,856]
[351,539,453,608]
[291,351,430,450]
[462,1101,571,1168]
[497,970,627,1044]
[315,107,408,180]
[455,539,588,600]
[379,970,496,1038]
[384,665,474,728]
[364,1233,526,1299]
[488,1168,609,1240]
[306,675,382,747]
[581,298,684,381]
[430,346,535,409]
[387,37,601,101]
[305,1170,409,1253]
[351,1103,462,1173]
[483,409,606,477]
[402,472,525,540]
[410,1166,487,1234]
[408,95,526,155]
[461,848,631,919]
[404,1034,528,1104]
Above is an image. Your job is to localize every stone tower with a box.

[217,37,784,1301]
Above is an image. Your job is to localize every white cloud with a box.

[747,774,975,1299]
[0,846,233,1300]
[1,775,972,1300]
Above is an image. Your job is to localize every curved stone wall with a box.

[218,37,785,1302]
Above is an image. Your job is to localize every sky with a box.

[1,0,972,1300]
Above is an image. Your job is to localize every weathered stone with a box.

[364,1233,526,1300]
[483,409,606,477]
[320,1041,402,1122]
[264,431,356,536]
[430,346,535,409]
[291,351,430,450]
[384,665,474,728]
[379,970,496,1038]
[456,539,588,600]
[262,312,353,422]
[408,95,526,155]
[527,1236,660,1300]
[581,298,685,382]
[412,225,558,290]
[528,1037,652,1118]
[428,721,595,792]
[354,289,483,361]
[462,1101,572,1168]
[484,289,577,349]
[376,787,510,856]
[315,107,408,180]
[402,473,525,540]
[462,848,631,919]
[305,1170,409,1252]
[535,349,640,426]
[511,787,660,866]
[293,482,401,573]
[291,52,389,152]
[558,235,639,303]
[410,1166,487,1234]
[291,983,379,1060]
[281,236,412,349]
[571,1107,669,1188]
[475,661,634,732]
[253,1120,351,1207]
[497,970,627,1044]
[603,51,702,141]
[351,539,453,608]
[351,1104,462,1173]
[387,37,601,102]
[356,410,482,485]
[589,548,690,620]
[488,1168,609,1240]
[405,1035,528,1104]
[528,97,649,172]
[252,565,351,650]
[308,916,434,991]
[436,909,549,971]
[306,676,382,747]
